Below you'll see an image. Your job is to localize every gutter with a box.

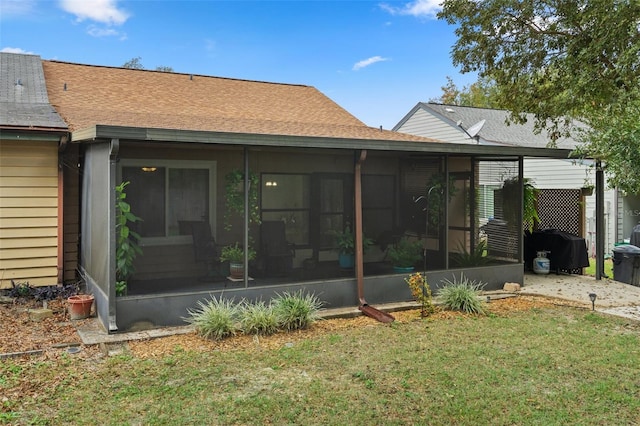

[354,150,394,323]
[57,134,69,284]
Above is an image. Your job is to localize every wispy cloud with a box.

[87,24,126,39]
[59,0,130,25]
[379,0,442,19]
[1,47,35,54]
[0,0,36,18]
[353,56,390,71]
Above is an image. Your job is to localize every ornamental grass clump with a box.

[239,300,279,336]
[272,290,323,331]
[184,296,240,340]
[437,274,487,314]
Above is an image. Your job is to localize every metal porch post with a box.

[595,161,605,280]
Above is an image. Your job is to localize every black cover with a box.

[525,229,590,273]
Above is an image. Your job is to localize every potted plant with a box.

[387,237,423,272]
[220,243,256,279]
[334,227,373,269]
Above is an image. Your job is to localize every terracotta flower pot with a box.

[67,294,94,320]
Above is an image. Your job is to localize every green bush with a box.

[239,300,279,336]
[437,274,486,314]
[184,297,240,340]
[272,291,323,331]
[388,238,423,268]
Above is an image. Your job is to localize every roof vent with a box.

[64,83,67,91]
[445,107,455,113]
[16,78,22,86]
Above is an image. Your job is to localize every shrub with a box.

[272,291,323,331]
[239,300,279,335]
[184,296,240,340]
[6,280,80,302]
[404,273,435,317]
[437,274,486,314]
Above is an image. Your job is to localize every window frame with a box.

[118,159,217,246]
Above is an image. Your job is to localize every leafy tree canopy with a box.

[122,56,174,72]
[431,75,503,108]
[439,0,640,193]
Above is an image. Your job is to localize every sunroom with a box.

[78,126,570,332]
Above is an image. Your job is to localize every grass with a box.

[584,258,614,278]
[2,306,640,425]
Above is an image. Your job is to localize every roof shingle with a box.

[43,60,435,143]
[0,52,67,130]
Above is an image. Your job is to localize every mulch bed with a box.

[0,295,586,361]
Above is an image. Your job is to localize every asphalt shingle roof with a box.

[0,52,67,130]
[42,60,436,143]
[421,103,582,149]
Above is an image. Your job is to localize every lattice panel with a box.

[535,189,582,236]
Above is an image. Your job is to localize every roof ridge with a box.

[42,59,312,89]
[422,102,510,114]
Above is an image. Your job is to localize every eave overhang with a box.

[71,124,576,160]
[1,126,68,141]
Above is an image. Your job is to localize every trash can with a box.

[631,223,640,248]
[611,244,640,286]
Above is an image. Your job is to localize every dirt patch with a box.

[0,295,584,360]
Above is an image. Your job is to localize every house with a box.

[40,59,575,332]
[0,53,78,290]
[393,103,637,257]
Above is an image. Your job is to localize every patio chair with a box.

[179,220,224,281]
[260,220,295,277]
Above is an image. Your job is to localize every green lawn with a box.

[2,306,639,425]
[584,258,614,278]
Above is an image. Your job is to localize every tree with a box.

[122,56,144,69]
[431,75,503,108]
[438,0,640,193]
[122,57,174,72]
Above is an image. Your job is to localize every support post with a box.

[243,147,250,288]
[595,161,605,280]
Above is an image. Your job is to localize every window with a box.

[120,160,216,244]
[362,175,395,242]
[261,173,310,245]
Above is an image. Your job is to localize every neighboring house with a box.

[0,52,78,290]
[41,59,574,332]
[393,103,636,256]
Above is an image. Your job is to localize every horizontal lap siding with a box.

[0,140,59,289]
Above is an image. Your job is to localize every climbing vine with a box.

[223,169,261,231]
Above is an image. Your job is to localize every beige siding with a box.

[396,108,472,144]
[0,139,59,289]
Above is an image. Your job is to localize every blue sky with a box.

[0,0,476,129]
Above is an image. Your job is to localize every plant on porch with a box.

[223,169,261,231]
[333,226,374,269]
[387,237,423,269]
[219,243,256,279]
[501,177,540,232]
[115,181,143,296]
[450,240,491,267]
